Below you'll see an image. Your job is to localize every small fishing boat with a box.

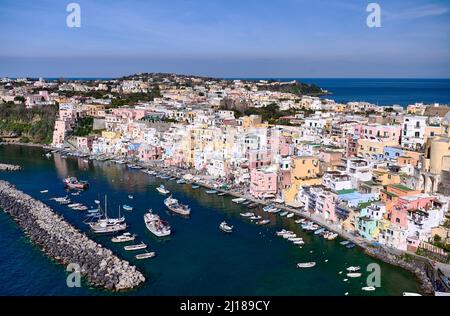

[176,179,186,184]
[63,177,89,190]
[111,233,136,243]
[156,185,170,195]
[242,201,252,205]
[94,200,101,205]
[71,191,80,196]
[219,221,233,233]
[256,219,270,225]
[297,262,316,268]
[327,233,338,240]
[205,190,218,194]
[40,190,49,194]
[144,210,171,237]
[295,219,306,224]
[250,215,262,220]
[45,153,52,158]
[286,213,295,218]
[136,252,156,260]
[270,208,281,214]
[403,292,422,296]
[170,177,176,181]
[88,208,99,213]
[124,243,147,251]
[263,205,275,212]
[192,185,200,189]
[276,230,294,236]
[232,198,246,204]
[346,243,356,249]
[347,266,361,272]
[293,240,305,245]
[340,240,350,246]
[347,273,362,278]
[240,212,255,218]
[362,287,376,292]
[164,196,191,216]
[217,192,227,196]
[279,211,289,217]
[122,205,133,211]
[128,195,134,199]
[314,228,325,235]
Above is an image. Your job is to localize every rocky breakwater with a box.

[0,163,21,171]
[0,180,145,291]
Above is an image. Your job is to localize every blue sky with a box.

[0,0,449,77]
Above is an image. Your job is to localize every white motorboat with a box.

[250,215,262,220]
[144,210,171,237]
[156,185,170,195]
[362,286,376,292]
[240,212,255,218]
[40,190,49,194]
[219,221,233,233]
[347,266,361,272]
[128,195,134,199]
[111,233,136,243]
[276,229,293,236]
[347,273,362,278]
[297,262,316,268]
[164,196,191,216]
[279,211,289,217]
[295,219,306,224]
[124,243,147,251]
[403,292,422,296]
[286,213,295,218]
[256,219,270,225]
[122,205,133,211]
[232,198,246,204]
[136,252,156,260]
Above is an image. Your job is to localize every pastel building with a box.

[250,166,278,198]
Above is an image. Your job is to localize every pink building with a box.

[247,149,272,170]
[139,145,163,162]
[362,124,402,143]
[76,136,95,152]
[250,168,278,198]
[388,195,435,228]
[112,108,149,121]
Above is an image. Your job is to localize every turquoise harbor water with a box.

[0,145,420,296]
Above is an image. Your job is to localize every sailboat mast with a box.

[105,194,108,219]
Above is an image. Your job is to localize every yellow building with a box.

[357,139,398,159]
[101,131,121,139]
[283,156,321,206]
[372,169,401,186]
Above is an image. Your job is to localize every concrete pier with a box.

[0,181,145,291]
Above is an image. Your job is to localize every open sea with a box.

[0,145,420,296]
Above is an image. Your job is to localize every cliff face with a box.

[0,103,57,144]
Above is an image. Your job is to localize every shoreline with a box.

[0,180,145,291]
[1,143,442,295]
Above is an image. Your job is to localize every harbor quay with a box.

[55,149,444,295]
[0,180,145,291]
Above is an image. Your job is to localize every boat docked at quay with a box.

[256,219,270,226]
[232,198,246,204]
[219,221,233,233]
[63,177,89,190]
[164,196,191,216]
[240,212,255,218]
[144,210,171,237]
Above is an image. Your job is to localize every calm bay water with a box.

[0,145,420,296]
[234,78,450,107]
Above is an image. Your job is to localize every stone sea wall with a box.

[0,180,145,291]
